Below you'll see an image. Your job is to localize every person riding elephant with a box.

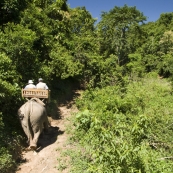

[18,98,50,150]
[36,78,50,106]
[25,80,36,89]
[36,78,49,90]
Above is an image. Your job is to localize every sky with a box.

[67,0,173,22]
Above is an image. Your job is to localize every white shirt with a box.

[36,82,48,90]
[25,84,36,89]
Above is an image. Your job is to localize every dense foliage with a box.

[74,76,173,172]
[1,0,173,172]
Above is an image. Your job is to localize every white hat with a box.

[28,80,34,84]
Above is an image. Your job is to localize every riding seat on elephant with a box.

[18,98,50,150]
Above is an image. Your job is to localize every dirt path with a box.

[16,103,78,173]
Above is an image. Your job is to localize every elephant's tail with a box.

[31,97,45,107]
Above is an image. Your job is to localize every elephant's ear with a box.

[18,109,22,116]
[18,109,24,120]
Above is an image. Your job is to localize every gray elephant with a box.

[18,98,50,150]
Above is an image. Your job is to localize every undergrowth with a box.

[65,76,173,173]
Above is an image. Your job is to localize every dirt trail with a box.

[16,103,78,173]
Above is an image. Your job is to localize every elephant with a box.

[18,98,50,150]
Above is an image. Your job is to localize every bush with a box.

[73,77,173,172]
[0,147,14,173]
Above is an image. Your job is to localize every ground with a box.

[16,102,78,173]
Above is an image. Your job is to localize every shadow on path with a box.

[36,126,64,152]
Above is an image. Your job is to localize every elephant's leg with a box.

[21,123,33,145]
[29,127,42,150]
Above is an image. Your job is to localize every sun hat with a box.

[28,80,34,84]
[38,78,43,81]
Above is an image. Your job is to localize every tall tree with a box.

[97,5,146,65]
[158,12,173,28]
[0,0,28,26]
[48,6,102,87]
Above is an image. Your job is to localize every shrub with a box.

[73,77,173,172]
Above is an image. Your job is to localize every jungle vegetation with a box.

[1,0,173,172]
